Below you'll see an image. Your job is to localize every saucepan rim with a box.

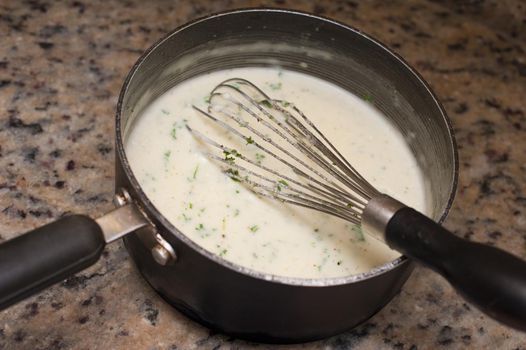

[115,8,459,287]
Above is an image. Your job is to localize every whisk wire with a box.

[208,82,371,204]
[188,78,378,221]
[216,80,376,201]
[191,105,369,214]
[191,104,365,207]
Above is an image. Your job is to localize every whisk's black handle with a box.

[0,215,105,310]
[385,207,526,331]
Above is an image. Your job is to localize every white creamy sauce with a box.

[125,68,428,279]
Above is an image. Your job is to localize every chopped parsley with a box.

[192,165,199,179]
[278,179,289,187]
[245,136,254,145]
[195,223,204,231]
[349,224,365,242]
[255,153,265,164]
[170,121,185,140]
[276,179,288,192]
[223,149,241,163]
[269,82,282,90]
[225,168,241,182]
[249,225,259,232]
[259,99,272,108]
[363,94,374,103]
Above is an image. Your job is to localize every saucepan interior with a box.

[115,9,458,342]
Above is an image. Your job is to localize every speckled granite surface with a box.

[0,0,525,349]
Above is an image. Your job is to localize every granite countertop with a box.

[0,0,525,349]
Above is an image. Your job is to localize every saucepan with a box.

[0,9,521,343]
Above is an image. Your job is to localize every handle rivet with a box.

[113,188,132,207]
[151,244,174,266]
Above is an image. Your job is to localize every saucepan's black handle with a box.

[0,215,105,310]
[386,207,526,331]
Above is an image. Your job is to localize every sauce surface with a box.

[125,67,427,278]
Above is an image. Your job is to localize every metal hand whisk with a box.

[186,77,526,331]
[187,78,380,227]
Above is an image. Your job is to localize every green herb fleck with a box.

[223,149,241,163]
[349,224,365,242]
[225,168,241,182]
[163,150,171,161]
[219,249,228,257]
[204,94,211,103]
[317,249,330,271]
[170,121,186,140]
[255,153,265,164]
[192,165,199,179]
[259,99,272,108]
[276,179,288,192]
[195,223,204,231]
[234,209,240,217]
[245,136,254,145]
[280,100,291,107]
[278,179,289,187]
[249,225,259,233]
[269,82,282,90]
[363,94,374,103]
[181,213,191,222]
[188,202,193,209]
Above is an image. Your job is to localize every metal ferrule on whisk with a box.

[361,195,405,243]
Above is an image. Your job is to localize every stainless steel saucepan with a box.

[0,9,460,342]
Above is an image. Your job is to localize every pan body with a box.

[115,9,458,343]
